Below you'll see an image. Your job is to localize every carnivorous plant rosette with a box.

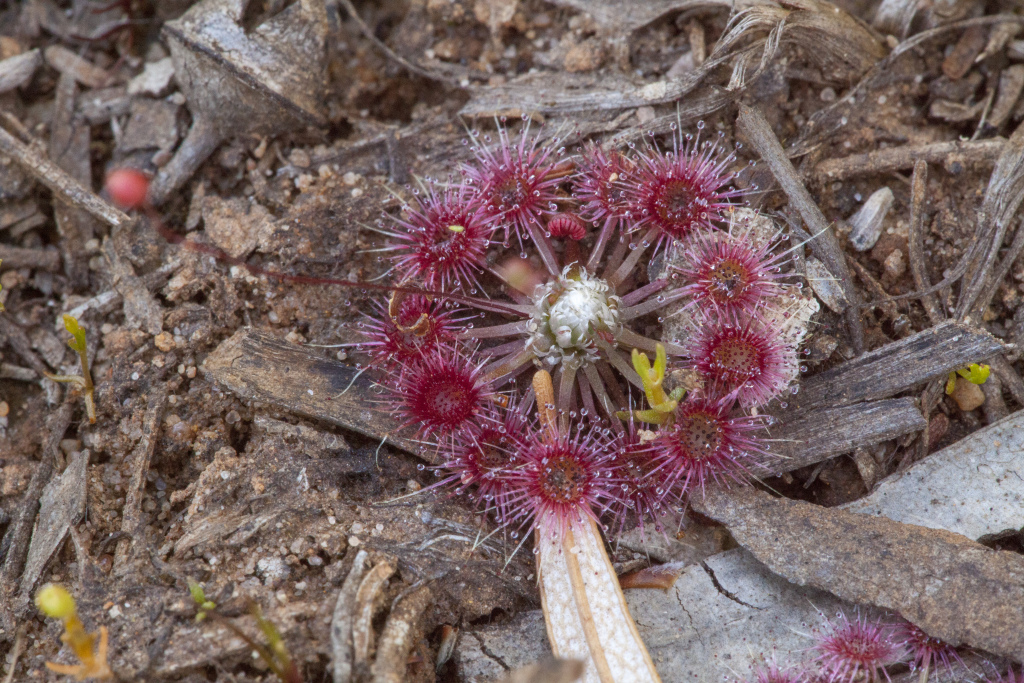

[354,118,811,682]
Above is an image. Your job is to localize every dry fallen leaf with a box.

[692,485,1024,658]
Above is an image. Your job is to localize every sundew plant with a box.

[356,116,814,683]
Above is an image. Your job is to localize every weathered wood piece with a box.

[780,320,1003,415]
[19,449,88,595]
[50,72,97,288]
[693,486,1024,658]
[113,388,167,574]
[202,327,421,456]
[761,398,925,473]
[958,119,1024,320]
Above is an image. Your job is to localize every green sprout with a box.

[187,580,217,622]
[616,343,685,425]
[945,363,990,395]
[44,314,96,423]
[188,580,301,683]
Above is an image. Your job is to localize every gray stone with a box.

[843,409,1024,539]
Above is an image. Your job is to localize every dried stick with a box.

[989,355,1024,408]
[0,401,74,591]
[953,120,1024,320]
[113,388,167,574]
[0,316,53,376]
[0,123,130,230]
[971,217,1024,320]
[370,585,433,683]
[332,550,369,683]
[907,161,945,325]
[814,139,1004,182]
[0,245,62,271]
[737,104,865,354]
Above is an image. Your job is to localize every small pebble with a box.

[951,380,985,412]
[883,248,906,279]
[848,187,894,251]
[820,87,837,102]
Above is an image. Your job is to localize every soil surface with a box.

[0,0,1023,682]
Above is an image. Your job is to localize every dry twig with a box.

[0,121,130,230]
[113,388,168,574]
[957,120,1024,320]
[814,139,1005,183]
[370,585,433,683]
[737,103,865,353]
[907,161,945,325]
[0,401,74,630]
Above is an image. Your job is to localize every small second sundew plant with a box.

[35,583,112,681]
[346,117,818,682]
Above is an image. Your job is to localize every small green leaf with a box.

[963,363,990,385]
[188,579,207,606]
[62,315,87,353]
[945,372,957,395]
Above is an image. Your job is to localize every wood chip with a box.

[0,49,41,94]
[43,45,112,89]
[942,25,988,80]
[50,72,97,288]
[18,449,88,595]
[0,245,61,272]
[103,238,164,336]
[202,328,422,456]
[989,64,1024,128]
[762,398,926,473]
[779,320,1003,415]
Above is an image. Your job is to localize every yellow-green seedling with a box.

[187,579,217,622]
[44,315,96,423]
[35,583,112,681]
[188,581,301,683]
[945,363,991,395]
[617,343,685,425]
